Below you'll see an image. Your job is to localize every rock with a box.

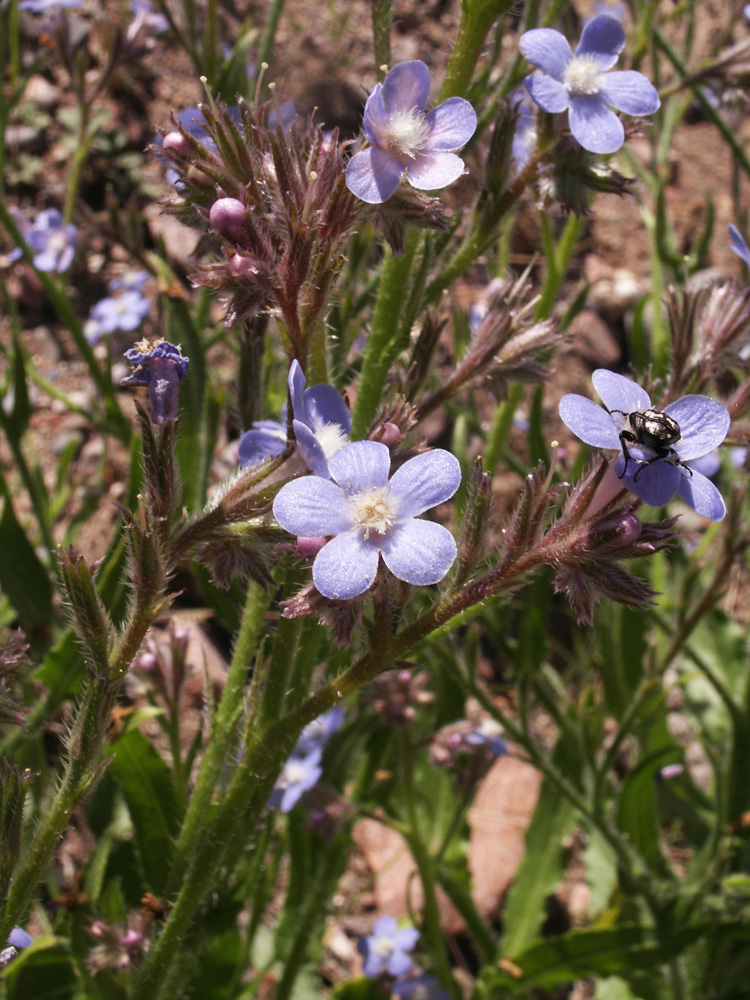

[24,74,61,110]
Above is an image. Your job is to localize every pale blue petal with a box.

[424,97,477,150]
[665,396,731,460]
[392,927,420,950]
[304,383,352,434]
[687,452,720,478]
[273,477,353,535]
[677,468,726,520]
[616,454,680,506]
[382,60,430,114]
[7,928,32,950]
[407,151,466,191]
[346,146,403,204]
[729,224,750,269]
[575,14,625,69]
[237,423,286,466]
[312,531,380,599]
[328,441,391,492]
[519,28,572,81]
[289,359,307,422]
[568,95,624,153]
[373,917,398,936]
[362,952,384,978]
[362,84,388,145]
[524,73,570,113]
[388,449,461,517]
[387,949,415,977]
[592,369,651,413]
[294,420,330,477]
[598,71,660,115]
[380,519,457,585]
[558,394,621,449]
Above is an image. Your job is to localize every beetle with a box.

[607,407,691,482]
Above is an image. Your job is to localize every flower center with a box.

[373,936,394,959]
[284,760,305,786]
[315,423,349,460]
[384,108,430,159]
[46,232,69,253]
[563,55,602,96]
[350,486,396,539]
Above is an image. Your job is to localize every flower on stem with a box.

[295,706,345,754]
[519,15,660,154]
[87,915,150,973]
[368,669,435,726]
[238,360,351,475]
[0,927,33,968]
[272,441,460,600]
[268,746,323,813]
[358,917,419,978]
[85,290,151,344]
[108,269,150,293]
[129,0,169,34]
[559,370,730,520]
[346,60,477,204]
[122,339,190,425]
[11,208,77,272]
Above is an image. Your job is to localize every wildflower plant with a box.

[2,3,750,1000]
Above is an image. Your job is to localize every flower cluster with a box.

[273,442,461,600]
[122,340,190,425]
[519,15,660,154]
[559,370,730,520]
[346,60,477,204]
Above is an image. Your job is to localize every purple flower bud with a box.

[209,197,248,243]
[162,131,193,156]
[297,536,328,558]
[229,252,259,278]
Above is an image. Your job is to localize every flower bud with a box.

[297,536,328,558]
[229,252,259,278]
[162,131,192,156]
[209,197,248,243]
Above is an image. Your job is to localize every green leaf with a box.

[500,733,579,957]
[108,729,180,895]
[0,488,52,627]
[331,978,389,1000]
[3,940,79,1000]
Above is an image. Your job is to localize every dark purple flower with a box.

[346,60,477,204]
[519,15,660,154]
[729,224,750,269]
[238,360,351,475]
[273,441,460,599]
[269,747,323,813]
[86,290,151,343]
[23,208,77,272]
[358,917,419,978]
[559,369,730,520]
[295,706,345,754]
[122,339,190,425]
[392,974,451,1000]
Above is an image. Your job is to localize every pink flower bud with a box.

[297,536,328,558]
[209,198,247,243]
[162,131,192,156]
[229,252,259,278]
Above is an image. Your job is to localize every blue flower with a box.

[272,441,460,600]
[18,0,80,10]
[129,0,169,32]
[511,89,538,172]
[729,224,750,270]
[559,369,730,520]
[392,974,451,1000]
[108,269,150,294]
[12,208,78,272]
[1,927,33,968]
[86,290,151,344]
[295,707,345,754]
[122,340,190,425]
[358,917,419,978]
[346,60,477,204]
[269,747,323,813]
[464,718,507,758]
[519,15,660,154]
[238,360,351,476]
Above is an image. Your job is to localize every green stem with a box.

[402,731,460,1000]
[439,0,516,102]
[257,0,286,71]
[483,383,523,471]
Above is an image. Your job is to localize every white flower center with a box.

[350,486,396,539]
[384,108,430,159]
[284,760,304,785]
[477,718,503,739]
[373,935,394,959]
[47,232,69,252]
[563,55,602,96]
[315,423,349,460]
